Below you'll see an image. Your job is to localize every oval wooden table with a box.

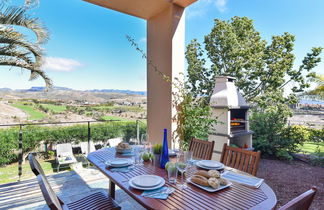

[88,147,277,210]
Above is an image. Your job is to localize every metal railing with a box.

[0,119,146,181]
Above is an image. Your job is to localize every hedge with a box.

[0,121,146,166]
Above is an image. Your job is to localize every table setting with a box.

[87,130,276,209]
[94,128,267,210]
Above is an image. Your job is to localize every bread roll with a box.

[194,170,210,178]
[191,175,209,187]
[219,178,228,186]
[208,170,220,178]
[208,178,220,189]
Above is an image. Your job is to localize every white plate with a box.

[196,161,224,170]
[131,175,162,188]
[129,176,165,190]
[106,158,133,167]
[199,160,223,168]
[187,178,232,192]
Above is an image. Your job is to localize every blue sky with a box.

[1,0,323,91]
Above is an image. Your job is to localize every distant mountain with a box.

[0,86,146,97]
[87,89,146,96]
[23,86,73,92]
[0,88,12,91]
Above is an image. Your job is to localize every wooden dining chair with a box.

[28,153,121,210]
[29,153,45,176]
[189,138,215,160]
[278,187,317,210]
[220,143,261,176]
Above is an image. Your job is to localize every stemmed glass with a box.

[141,134,151,152]
[176,151,188,190]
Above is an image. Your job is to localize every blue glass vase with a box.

[160,128,169,168]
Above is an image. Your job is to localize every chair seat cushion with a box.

[65,191,120,210]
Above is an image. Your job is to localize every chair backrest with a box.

[220,143,261,176]
[28,153,45,176]
[56,143,73,157]
[80,141,96,156]
[37,174,64,210]
[278,187,317,210]
[189,138,215,160]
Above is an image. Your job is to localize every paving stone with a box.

[0,167,146,210]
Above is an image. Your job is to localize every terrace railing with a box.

[0,119,146,181]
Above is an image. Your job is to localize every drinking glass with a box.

[185,151,193,168]
[176,152,188,190]
[133,148,142,165]
[167,163,178,184]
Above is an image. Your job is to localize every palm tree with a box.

[0,4,52,89]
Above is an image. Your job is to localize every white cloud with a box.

[215,0,227,12]
[139,37,147,43]
[43,57,83,72]
[187,0,228,19]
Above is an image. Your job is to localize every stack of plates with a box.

[106,158,133,167]
[129,175,165,190]
[196,160,224,170]
[168,149,177,157]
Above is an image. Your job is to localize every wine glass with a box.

[141,134,151,152]
[176,152,188,190]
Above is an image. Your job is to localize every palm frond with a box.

[0,4,49,44]
[0,58,52,89]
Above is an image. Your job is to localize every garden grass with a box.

[41,104,67,113]
[0,159,56,184]
[298,141,324,155]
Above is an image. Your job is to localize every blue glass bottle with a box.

[160,128,169,168]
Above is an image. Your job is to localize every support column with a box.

[147,4,185,148]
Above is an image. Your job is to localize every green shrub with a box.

[251,106,322,160]
[0,121,147,166]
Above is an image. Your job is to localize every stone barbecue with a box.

[209,76,253,160]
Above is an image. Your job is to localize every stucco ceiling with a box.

[83,0,197,20]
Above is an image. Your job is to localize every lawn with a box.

[0,156,87,184]
[12,102,47,120]
[0,159,56,184]
[298,141,324,155]
[41,104,67,113]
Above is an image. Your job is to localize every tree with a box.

[0,4,52,88]
[186,16,322,107]
[185,16,323,159]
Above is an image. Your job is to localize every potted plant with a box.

[141,152,153,162]
[153,144,162,167]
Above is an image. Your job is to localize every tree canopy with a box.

[186,16,322,108]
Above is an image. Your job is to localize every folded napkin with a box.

[142,187,175,200]
[110,166,133,173]
[221,171,264,188]
[120,153,135,156]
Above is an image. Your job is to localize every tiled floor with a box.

[0,167,145,210]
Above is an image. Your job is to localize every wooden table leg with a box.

[109,179,115,199]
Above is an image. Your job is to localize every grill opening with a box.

[230,109,248,133]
